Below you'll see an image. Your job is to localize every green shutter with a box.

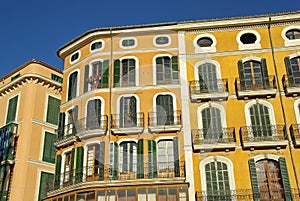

[284,56,294,85]
[84,65,90,92]
[238,60,246,90]
[128,59,136,86]
[54,155,62,189]
[248,159,260,201]
[113,142,118,180]
[130,96,137,126]
[173,137,180,177]
[6,95,18,124]
[42,132,56,163]
[148,140,157,178]
[38,172,54,201]
[46,96,60,125]
[137,139,144,178]
[72,106,78,134]
[102,60,109,88]
[261,58,270,88]
[171,56,179,83]
[58,113,65,138]
[114,60,120,87]
[70,148,75,183]
[68,72,78,101]
[279,157,292,200]
[99,141,105,181]
[75,146,84,184]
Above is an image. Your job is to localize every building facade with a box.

[0,60,62,201]
[44,11,300,201]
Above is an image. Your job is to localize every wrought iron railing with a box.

[290,124,300,143]
[189,79,228,94]
[47,161,185,192]
[192,128,236,145]
[235,76,276,92]
[148,110,181,126]
[282,74,300,88]
[240,125,286,142]
[111,112,144,128]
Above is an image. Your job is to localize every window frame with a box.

[90,39,105,52]
[193,33,217,53]
[41,131,56,163]
[117,139,138,173]
[116,56,139,87]
[83,140,102,180]
[153,54,179,85]
[236,30,261,50]
[85,97,104,130]
[120,37,137,49]
[69,50,81,64]
[153,35,171,47]
[5,93,20,124]
[66,69,80,101]
[45,94,60,125]
[282,26,300,46]
[153,92,177,126]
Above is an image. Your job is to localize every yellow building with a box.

[0,60,62,201]
[44,10,300,201]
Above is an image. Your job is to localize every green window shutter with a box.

[54,155,62,189]
[114,60,120,87]
[171,56,179,83]
[68,72,78,101]
[148,140,157,178]
[72,106,78,134]
[46,96,60,125]
[99,141,105,181]
[42,132,56,163]
[261,58,270,88]
[130,96,137,126]
[38,172,54,201]
[248,159,260,201]
[75,146,84,184]
[70,148,75,183]
[137,139,144,179]
[284,56,294,85]
[58,113,65,138]
[279,157,292,200]
[84,65,90,93]
[128,59,136,86]
[113,142,118,180]
[238,60,246,90]
[173,137,180,177]
[102,60,109,88]
[6,95,18,124]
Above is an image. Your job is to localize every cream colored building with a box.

[0,60,62,201]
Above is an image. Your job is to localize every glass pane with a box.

[179,187,187,201]
[149,189,157,201]
[118,190,126,201]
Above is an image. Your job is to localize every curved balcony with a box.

[148,110,182,133]
[189,79,228,102]
[239,125,288,149]
[54,123,78,148]
[282,75,300,96]
[75,115,108,140]
[111,112,144,134]
[192,127,236,151]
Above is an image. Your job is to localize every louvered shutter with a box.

[171,56,179,83]
[261,58,270,88]
[84,65,89,92]
[130,96,137,126]
[70,148,75,183]
[284,56,294,86]
[6,96,18,124]
[54,155,62,189]
[58,113,65,139]
[248,159,260,201]
[99,141,105,180]
[113,142,118,180]
[238,60,246,90]
[114,60,120,87]
[173,137,180,177]
[75,146,84,183]
[136,139,144,178]
[148,140,157,178]
[279,157,292,200]
[72,106,78,134]
[102,60,109,88]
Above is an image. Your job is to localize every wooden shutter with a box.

[238,60,246,90]
[261,58,270,88]
[58,113,65,138]
[173,137,180,177]
[72,106,78,134]
[70,148,75,183]
[148,140,157,178]
[6,95,18,124]
[46,96,60,125]
[248,159,260,201]
[38,172,54,201]
[279,157,292,200]
[75,146,84,183]
[102,60,109,88]
[43,132,56,163]
[68,72,78,101]
[130,96,137,126]
[284,56,294,85]
[113,142,118,180]
[84,65,89,92]
[114,60,120,87]
[54,155,62,189]
[137,139,144,178]
[171,56,179,83]
[99,141,105,181]
[129,59,136,86]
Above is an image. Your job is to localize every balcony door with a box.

[201,107,222,140]
[119,96,137,128]
[119,142,137,179]
[157,140,174,177]
[86,144,100,181]
[156,94,174,125]
[249,104,272,137]
[86,99,101,129]
[198,63,218,92]
[291,57,300,84]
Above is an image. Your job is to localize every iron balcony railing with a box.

[290,124,300,143]
[240,125,286,142]
[282,74,300,88]
[111,112,144,129]
[189,79,228,94]
[55,123,77,141]
[196,189,300,201]
[148,110,182,127]
[76,115,108,133]
[235,76,276,92]
[47,161,185,192]
[192,128,236,145]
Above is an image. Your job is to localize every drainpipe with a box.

[267,16,300,194]
[108,27,113,181]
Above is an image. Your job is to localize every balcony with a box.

[290,124,300,147]
[282,75,300,96]
[75,115,108,140]
[235,76,277,99]
[54,123,78,148]
[47,162,185,193]
[239,125,288,149]
[196,189,299,201]
[189,79,228,102]
[111,113,144,134]
[191,127,236,151]
[148,111,182,133]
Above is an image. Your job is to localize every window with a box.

[86,99,102,129]
[285,29,300,40]
[119,96,137,128]
[240,33,257,44]
[156,56,179,85]
[51,74,63,83]
[249,103,272,137]
[197,37,213,47]
[119,142,137,174]
[86,144,100,179]
[120,38,136,48]
[157,140,174,172]
[84,60,109,92]
[6,95,18,124]
[76,191,95,201]
[284,56,300,85]
[282,26,300,46]
[154,36,170,46]
[193,34,217,53]
[90,40,104,51]
[67,71,78,101]
[38,172,54,201]
[113,59,136,87]
[198,62,218,92]
[65,106,78,135]
[201,107,222,140]
[46,96,60,125]
[70,51,80,63]
[156,94,174,125]
[236,30,261,50]
[11,73,20,81]
[63,150,74,185]
[42,132,56,163]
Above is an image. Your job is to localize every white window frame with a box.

[118,56,139,87]
[236,30,261,50]
[83,140,101,181]
[117,139,138,173]
[90,39,105,52]
[282,26,300,47]
[66,69,80,101]
[153,35,171,47]
[152,54,173,85]
[120,37,138,49]
[193,33,217,53]
[69,50,81,64]
[5,93,20,124]
[197,102,227,129]
[194,59,222,81]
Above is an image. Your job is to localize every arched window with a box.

[156,94,174,125]
[285,29,300,40]
[119,141,137,174]
[113,58,136,87]
[249,103,272,137]
[155,56,178,85]
[157,140,175,172]
[201,107,222,140]
[119,96,137,128]
[198,62,218,92]
[284,56,300,85]
[68,71,78,101]
[86,99,102,129]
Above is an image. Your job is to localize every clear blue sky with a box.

[0,0,299,77]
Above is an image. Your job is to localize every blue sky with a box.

[0,0,299,77]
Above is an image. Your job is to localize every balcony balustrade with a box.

[191,127,236,151]
[54,123,78,148]
[235,76,277,99]
[111,112,144,134]
[282,75,300,96]
[239,125,288,149]
[290,124,300,147]
[148,110,182,133]
[189,79,228,102]
[75,115,108,139]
